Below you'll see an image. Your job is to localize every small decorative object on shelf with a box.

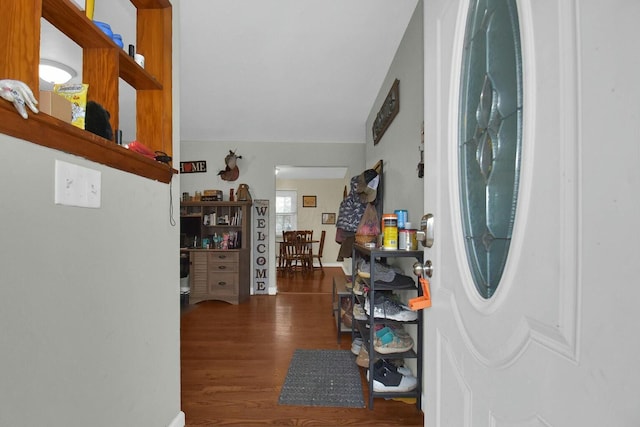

[236,183,252,201]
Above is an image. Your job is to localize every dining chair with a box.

[312,230,326,271]
[282,230,313,275]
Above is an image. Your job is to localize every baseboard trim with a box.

[167,411,185,427]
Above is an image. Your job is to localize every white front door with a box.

[422,1,640,426]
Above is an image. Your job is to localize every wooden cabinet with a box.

[0,0,174,183]
[181,201,252,304]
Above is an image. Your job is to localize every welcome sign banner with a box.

[252,200,269,294]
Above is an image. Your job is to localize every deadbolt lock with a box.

[415,213,434,248]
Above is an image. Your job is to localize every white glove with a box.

[0,79,39,119]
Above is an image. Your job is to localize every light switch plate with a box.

[55,160,101,208]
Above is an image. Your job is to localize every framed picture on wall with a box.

[322,213,336,224]
[302,195,317,207]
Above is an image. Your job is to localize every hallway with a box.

[180,267,424,426]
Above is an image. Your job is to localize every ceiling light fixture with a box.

[39,59,77,85]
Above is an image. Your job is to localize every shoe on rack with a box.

[364,294,418,322]
[379,358,413,377]
[374,328,414,354]
[375,324,411,339]
[352,276,368,296]
[353,303,367,321]
[344,277,353,290]
[341,310,353,328]
[365,359,413,379]
[368,359,417,393]
[356,259,396,282]
[351,337,363,355]
[356,345,372,368]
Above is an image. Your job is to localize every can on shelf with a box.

[407,229,418,250]
[382,213,398,250]
[398,229,410,250]
[394,209,408,229]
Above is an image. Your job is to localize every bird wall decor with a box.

[218,150,242,181]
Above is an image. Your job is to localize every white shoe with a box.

[368,359,417,392]
[351,337,363,355]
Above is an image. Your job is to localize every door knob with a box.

[415,213,434,248]
[413,260,433,278]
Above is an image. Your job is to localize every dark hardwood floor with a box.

[181,267,424,426]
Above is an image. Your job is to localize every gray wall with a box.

[0,137,181,427]
[366,1,424,234]
[0,2,182,426]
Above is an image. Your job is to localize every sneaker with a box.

[368,359,417,392]
[357,259,396,282]
[375,325,411,340]
[341,309,353,328]
[379,358,413,377]
[353,303,367,321]
[351,337,363,355]
[352,276,369,296]
[356,345,371,368]
[364,294,418,322]
[374,328,414,354]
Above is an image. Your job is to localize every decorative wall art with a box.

[372,79,400,145]
[252,199,269,294]
[302,195,317,208]
[218,150,242,181]
[180,160,207,173]
[322,213,336,224]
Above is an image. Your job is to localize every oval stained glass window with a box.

[458,0,523,299]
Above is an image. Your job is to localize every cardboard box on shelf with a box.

[39,91,72,123]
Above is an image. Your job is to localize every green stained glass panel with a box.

[458,0,522,299]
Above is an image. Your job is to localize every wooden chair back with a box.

[313,230,326,271]
[282,230,313,274]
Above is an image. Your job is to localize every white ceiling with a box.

[179,0,419,144]
[39,0,419,146]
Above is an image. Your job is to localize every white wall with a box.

[180,140,365,293]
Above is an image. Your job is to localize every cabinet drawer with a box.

[208,273,239,296]
[208,261,238,274]
[208,251,239,263]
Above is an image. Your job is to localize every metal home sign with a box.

[252,199,269,294]
[180,160,207,173]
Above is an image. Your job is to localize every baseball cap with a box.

[356,169,379,203]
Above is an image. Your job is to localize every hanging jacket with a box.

[336,175,367,232]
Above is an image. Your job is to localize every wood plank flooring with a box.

[181,267,424,426]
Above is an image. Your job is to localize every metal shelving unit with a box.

[351,243,423,410]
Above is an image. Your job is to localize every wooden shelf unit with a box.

[181,201,253,304]
[0,0,175,183]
